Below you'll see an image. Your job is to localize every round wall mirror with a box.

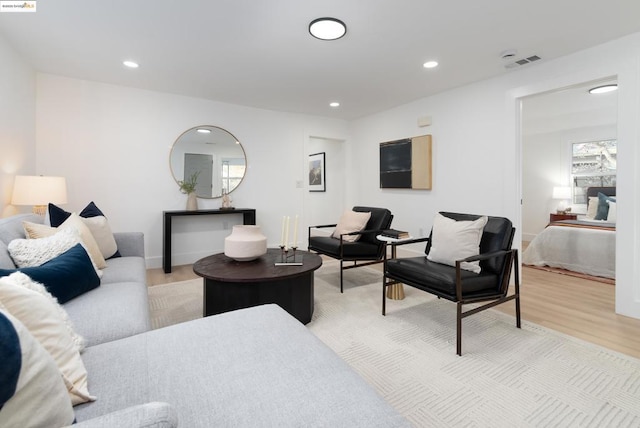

[170,125,247,199]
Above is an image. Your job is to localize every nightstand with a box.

[550,213,578,222]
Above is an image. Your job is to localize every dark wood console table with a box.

[162,209,256,273]
[193,249,322,324]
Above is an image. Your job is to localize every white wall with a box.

[35,74,349,268]
[304,137,346,233]
[0,34,36,217]
[349,33,640,319]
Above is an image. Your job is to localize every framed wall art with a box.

[308,152,326,192]
[380,134,432,189]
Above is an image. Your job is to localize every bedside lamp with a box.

[11,175,68,216]
[552,186,572,214]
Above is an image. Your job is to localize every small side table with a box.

[550,213,577,222]
[377,235,417,300]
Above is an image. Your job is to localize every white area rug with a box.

[148,262,640,427]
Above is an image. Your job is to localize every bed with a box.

[523,187,616,279]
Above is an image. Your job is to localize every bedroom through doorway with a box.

[520,78,617,284]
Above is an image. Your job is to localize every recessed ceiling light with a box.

[423,61,438,69]
[329,102,340,108]
[589,84,618,94]
[197,128,211,134]
[123,60,139,69]
[309,18,347,41]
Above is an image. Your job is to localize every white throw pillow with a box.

[332,210,372,242]
[24,212,107,270]
[0,275,95,405]
[81,215,118,259]
[0,309,75,427]
[427,213,488,273]
[606,200,617,223]
[585,196,599,219]
[8,227,81,268]
[8,271,85,351]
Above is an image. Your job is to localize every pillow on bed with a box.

[594,192,616,221]
[585,196,599,220]
[606,201,617,223]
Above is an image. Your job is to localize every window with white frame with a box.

[221,158,246,194]
[571,139,617,205]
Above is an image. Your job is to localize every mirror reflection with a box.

[170,125,247,198]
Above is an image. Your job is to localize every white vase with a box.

[186,192,198,211]
[224,225,267,261]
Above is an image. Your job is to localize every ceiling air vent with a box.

[505,55,541,69]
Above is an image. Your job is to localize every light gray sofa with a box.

[0,213,150,347]
[0,213,409,427]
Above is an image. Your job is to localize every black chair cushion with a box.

[308,236,380,259]
[353,206,392,245]
[424,212,513,274]
[385,256,500,299]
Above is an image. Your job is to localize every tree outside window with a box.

[571,139,616,204]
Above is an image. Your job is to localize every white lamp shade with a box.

[11,175,68,206]
[552,186,572,200]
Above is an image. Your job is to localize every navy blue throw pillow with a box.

[0,311,21,410]
[48,202,121,258]
[48,201,104,227]
[0,244,101,304]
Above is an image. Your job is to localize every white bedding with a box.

[523,225,615,279]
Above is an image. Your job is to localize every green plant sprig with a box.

[178,171,200,194]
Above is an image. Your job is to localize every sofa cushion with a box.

[0,275,94,405]
[0,309,75,427]
[0,214,43,269]
[49,202,120,259]
[5,271,84,350]
[63,281,151,347]
[24,213,107,269]
[72,402,177,428]
[8,227,83,268]
[74,305,408,427]
[0,244,101,304]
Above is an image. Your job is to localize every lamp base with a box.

[32,205,47,216]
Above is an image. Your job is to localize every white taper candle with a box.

[284,216,290,250]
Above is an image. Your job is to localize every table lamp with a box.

[11,175,68,215]
[552,186,572,214]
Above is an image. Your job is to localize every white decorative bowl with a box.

[224,225,267,261]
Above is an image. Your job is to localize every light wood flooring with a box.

[147,261,640,359]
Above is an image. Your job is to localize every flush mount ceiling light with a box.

[309,17,346,40]
[589,84,618,94]
[423,60,438,69]
[197,128,211,134]
[123,60,139,68]
[329,102,340,108]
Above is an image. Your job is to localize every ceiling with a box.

[1,1,639,120]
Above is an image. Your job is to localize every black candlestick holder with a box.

[275,246,303,266]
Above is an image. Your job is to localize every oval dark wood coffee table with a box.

[193,248,322,324]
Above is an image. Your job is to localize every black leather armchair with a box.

[308,206,393,293]
[383,212,520,355]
